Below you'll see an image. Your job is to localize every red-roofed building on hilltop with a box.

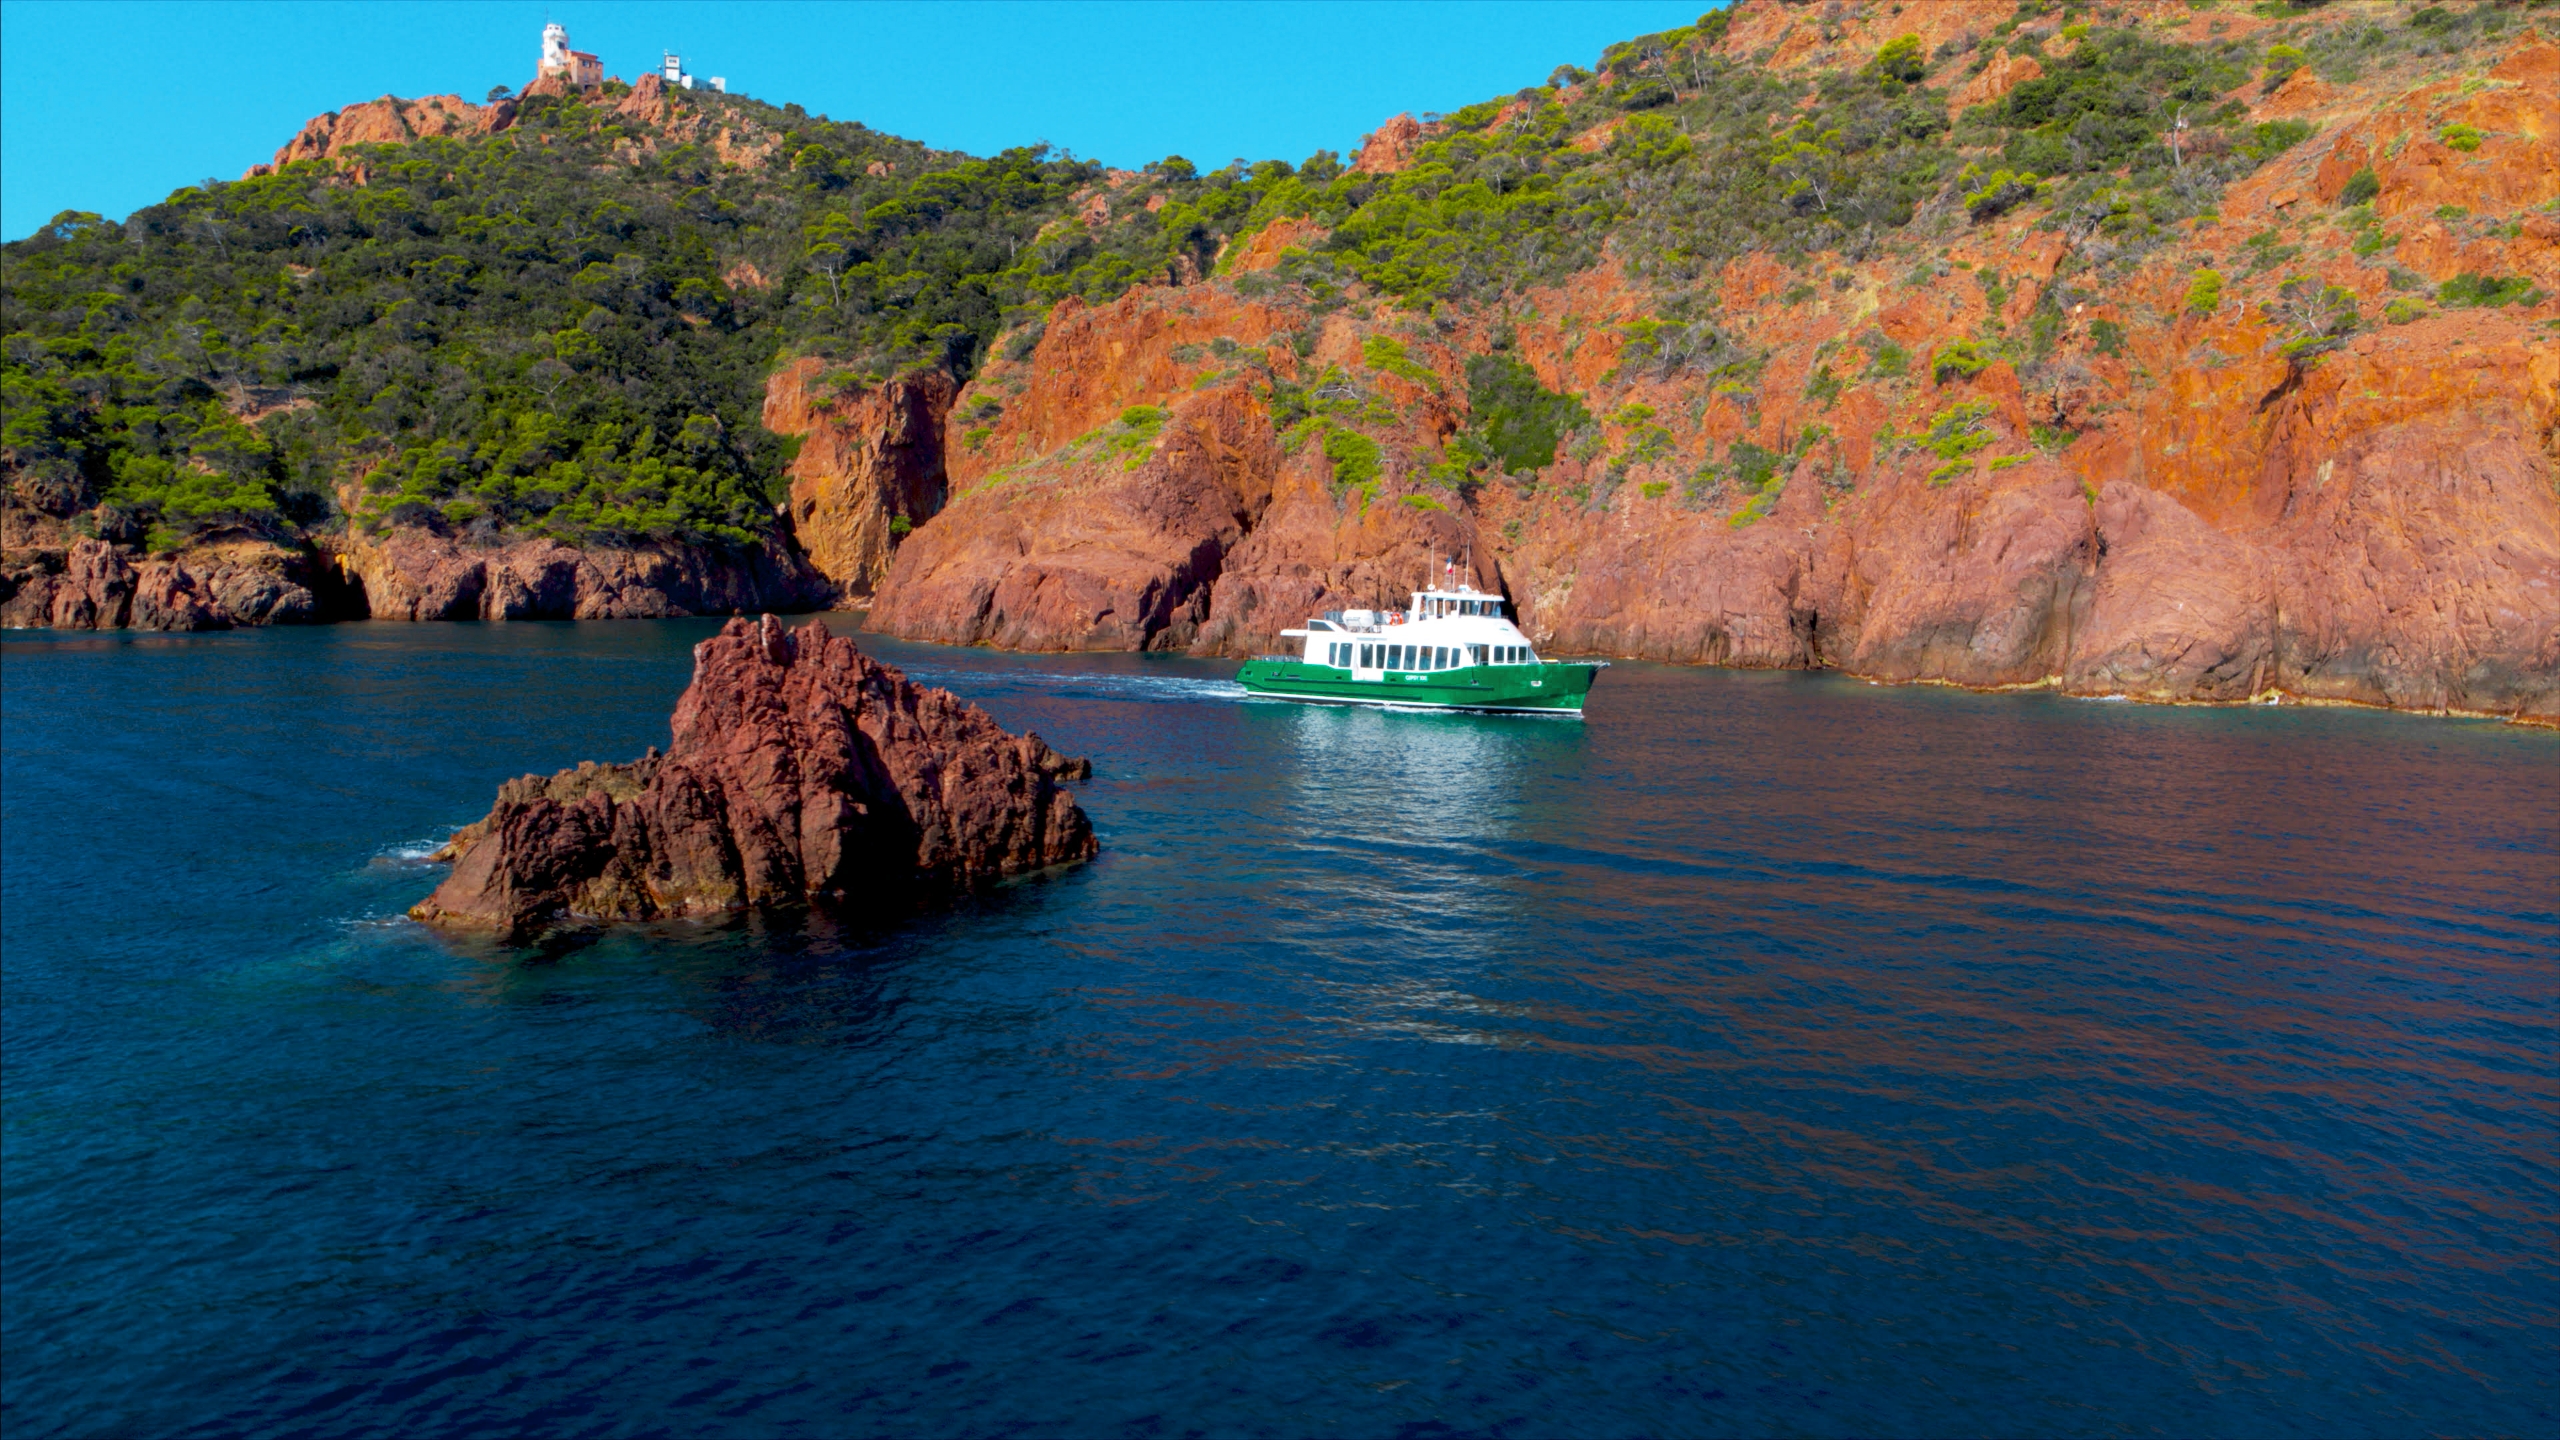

[538,22,603,90]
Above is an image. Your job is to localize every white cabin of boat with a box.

[1274,583,1542,673]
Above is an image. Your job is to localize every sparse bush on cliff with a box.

[2437,274,2540,309]
[2338,166,2381,207]
[1321,427,1382,490]
[1360,335,1440,391]
[1459,353,1591,477]
[1922,402,1997,484]
[2268,277,2360,357]
[1931,340,1994,385]
[1963,169,2040,222]
[2186,269,2225,316]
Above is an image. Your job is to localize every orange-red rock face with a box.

[851,22,2560,722]
[325,528,825,621]
[245,94,513,176]
[1352,114,1425,175]
[764,359,956,599]
[412,615,1095,940]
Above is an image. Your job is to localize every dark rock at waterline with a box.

[412,614,1096,941]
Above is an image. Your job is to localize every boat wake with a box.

[905,668,1251,706]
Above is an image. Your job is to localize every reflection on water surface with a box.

[3,620,2553,1438]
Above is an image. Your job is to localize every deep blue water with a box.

[3,618,2554,1438]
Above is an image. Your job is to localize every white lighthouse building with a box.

[537,21,604,89]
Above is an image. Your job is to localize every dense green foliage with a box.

[2,1,2418,547]
[0,90,1329,544]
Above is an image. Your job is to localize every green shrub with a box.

[1931,339,1994,384]
[1322,427,1382,487]
[2438,273,2539,308]
[1869,35,1928,86]
[2089,318,2127,356]
[2238,120,2315,162]
[1922,401,1997,483]
[2440,124,2484,153]
[2383,297,2426,324]
[2186,268,2225,315]
[1805,363,1843,407]
[1866,339,1911,377]
[1460,353,1591,475]
[2434,204,2469,221]
[1101,405,1169,468]
[2338,166,2380,206]
[1964,169,2039,222]
[1360,333,1440,390]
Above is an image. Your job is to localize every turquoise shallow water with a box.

[3,618,2554,1438]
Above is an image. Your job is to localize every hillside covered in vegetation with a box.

[3,0,2553,720]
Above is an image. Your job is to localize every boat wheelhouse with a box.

[1235,581,1603,714]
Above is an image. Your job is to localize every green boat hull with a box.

[1235,658,1600,714]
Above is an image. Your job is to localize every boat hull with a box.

[1235,659,1600,714]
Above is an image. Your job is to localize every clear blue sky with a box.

[0,1,1712,240]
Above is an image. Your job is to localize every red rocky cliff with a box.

[762,360,957,600]
[246,94,513,176]
[852,14,2560,724]
[412,615,1096,940]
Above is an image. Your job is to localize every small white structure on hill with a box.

[538,22,604,88]
[660,51,725,92]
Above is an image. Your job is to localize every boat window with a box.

[1434,647,1448,668]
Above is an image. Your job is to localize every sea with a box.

[3,617,2553,1438]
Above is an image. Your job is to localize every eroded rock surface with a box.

[412,615,1096,940]
[327,528,828,622]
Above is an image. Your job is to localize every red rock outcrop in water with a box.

[412,615,1096,940]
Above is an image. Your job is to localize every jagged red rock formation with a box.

[1,502,327,631]
[245,94,513,176]
[1352,114,1425,175]
[412,615,1096,940]
[762,359,956,599]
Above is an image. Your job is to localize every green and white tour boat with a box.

[1236,581,1603,715]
